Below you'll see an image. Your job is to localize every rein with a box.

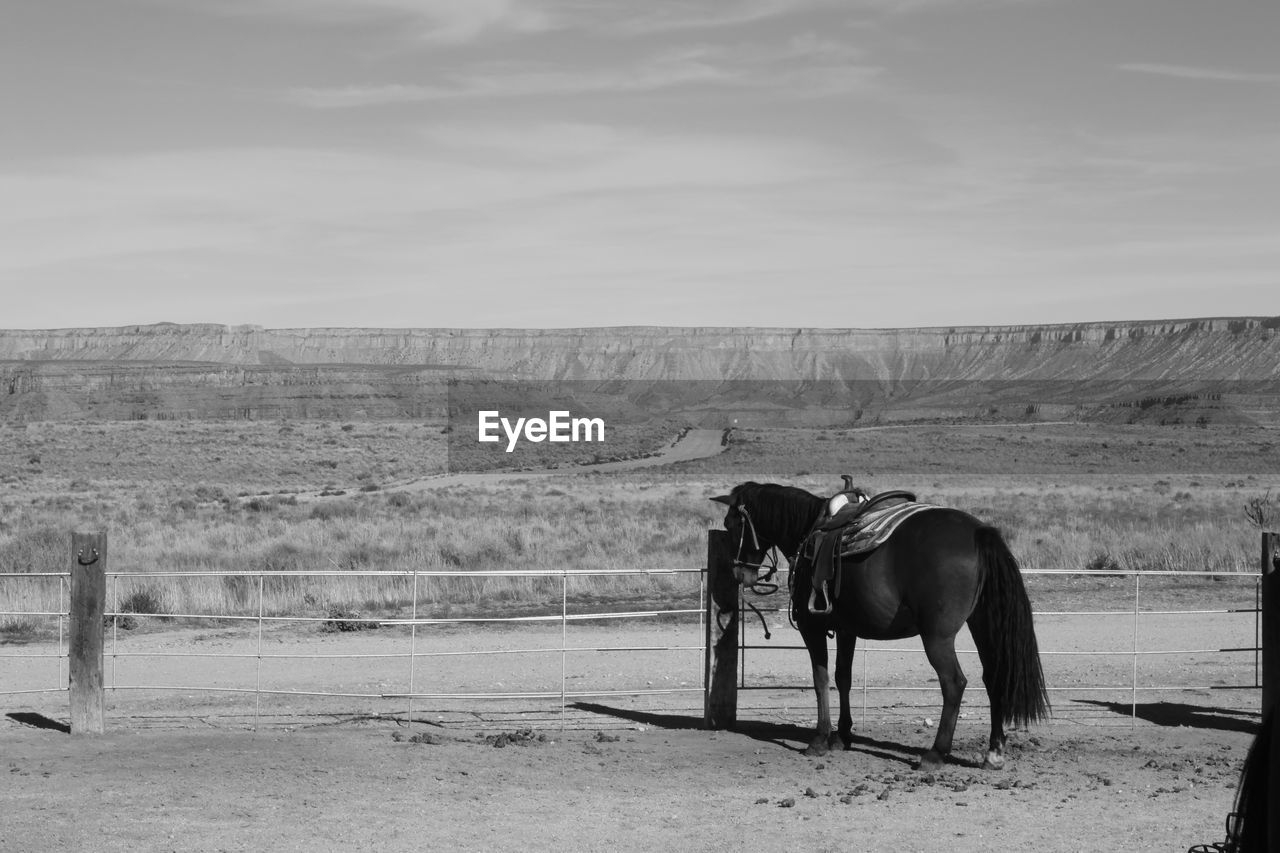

[731,504,780,581]
[730,502,828,639]
[727,504,783,639]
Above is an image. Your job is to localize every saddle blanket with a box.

[834,501,937,556]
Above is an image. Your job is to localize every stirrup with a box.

[807,582,833,615]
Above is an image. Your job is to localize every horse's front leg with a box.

[834,628,858,750]
[801,625,833,756]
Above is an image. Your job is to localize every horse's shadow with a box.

[1075,700,1260,734]
[569,702,936,767]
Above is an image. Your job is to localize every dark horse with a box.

[712,482,1049,770]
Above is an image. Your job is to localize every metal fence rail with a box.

[1,566,707,728]
[0,571,67,696]
[0,566,1265,727]
[733,568,1262,723]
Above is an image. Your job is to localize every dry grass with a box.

[2,419,1278,640]
[1,420,448,492]
[682,422,1280,478]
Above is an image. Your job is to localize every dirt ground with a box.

[1,607,1262,853]
[0,711,1255,853]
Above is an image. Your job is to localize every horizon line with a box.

[3,315,1278,335]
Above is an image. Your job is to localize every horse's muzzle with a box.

[732,565,760,585]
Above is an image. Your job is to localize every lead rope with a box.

[732,503,829,641]
[732,505,781,640]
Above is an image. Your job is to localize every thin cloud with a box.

[594,0,1027,37]
[187,0,826,42]
[288,83,457,109]
[596,0,835,36]
[191,0,551,42]
[287,53,733,108]
[1118,62,1280,85]
[287,37,879,109]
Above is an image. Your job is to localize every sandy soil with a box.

[0,713,1253,853]
[1,610,1261,853]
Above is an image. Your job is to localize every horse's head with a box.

[713,482,828,585]
[711,486,775,585]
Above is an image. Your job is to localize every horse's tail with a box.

[972,526,1050,727]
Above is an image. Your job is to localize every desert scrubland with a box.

[1,417,1276,637]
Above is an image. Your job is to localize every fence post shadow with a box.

[5,711,71,733]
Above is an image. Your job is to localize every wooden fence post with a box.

[704,530,738,730]
[1263,532,1279,720]
[69,531,106,735]
[1261,531,1279,850]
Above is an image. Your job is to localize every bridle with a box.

[729,503,779,580]
[719,502,784,638]
[720,491,844,639]
[727,499,830,638]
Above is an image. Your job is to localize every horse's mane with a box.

[730,481,825,552]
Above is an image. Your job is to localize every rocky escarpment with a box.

[2,318,1279,380]
[0,362,455,422]
[1,318,1277,423]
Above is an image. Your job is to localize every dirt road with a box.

[381,427,726,493]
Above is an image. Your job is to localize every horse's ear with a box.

[710,494,733,506]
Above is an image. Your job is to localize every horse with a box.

[712,482,1049,770]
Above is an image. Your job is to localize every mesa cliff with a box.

[3,318,1279,380]
[1,318,1277,423]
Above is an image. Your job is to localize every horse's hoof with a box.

[983,752,1005,771]
[804,740,830,757]
[917,750,944,772]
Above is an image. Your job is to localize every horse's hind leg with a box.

[970,615,1007,770]
[834,628,857,750]
[919,633,967,772]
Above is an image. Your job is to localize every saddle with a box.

[802,479,929,615]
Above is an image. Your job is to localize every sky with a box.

[1,0,1277,329]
